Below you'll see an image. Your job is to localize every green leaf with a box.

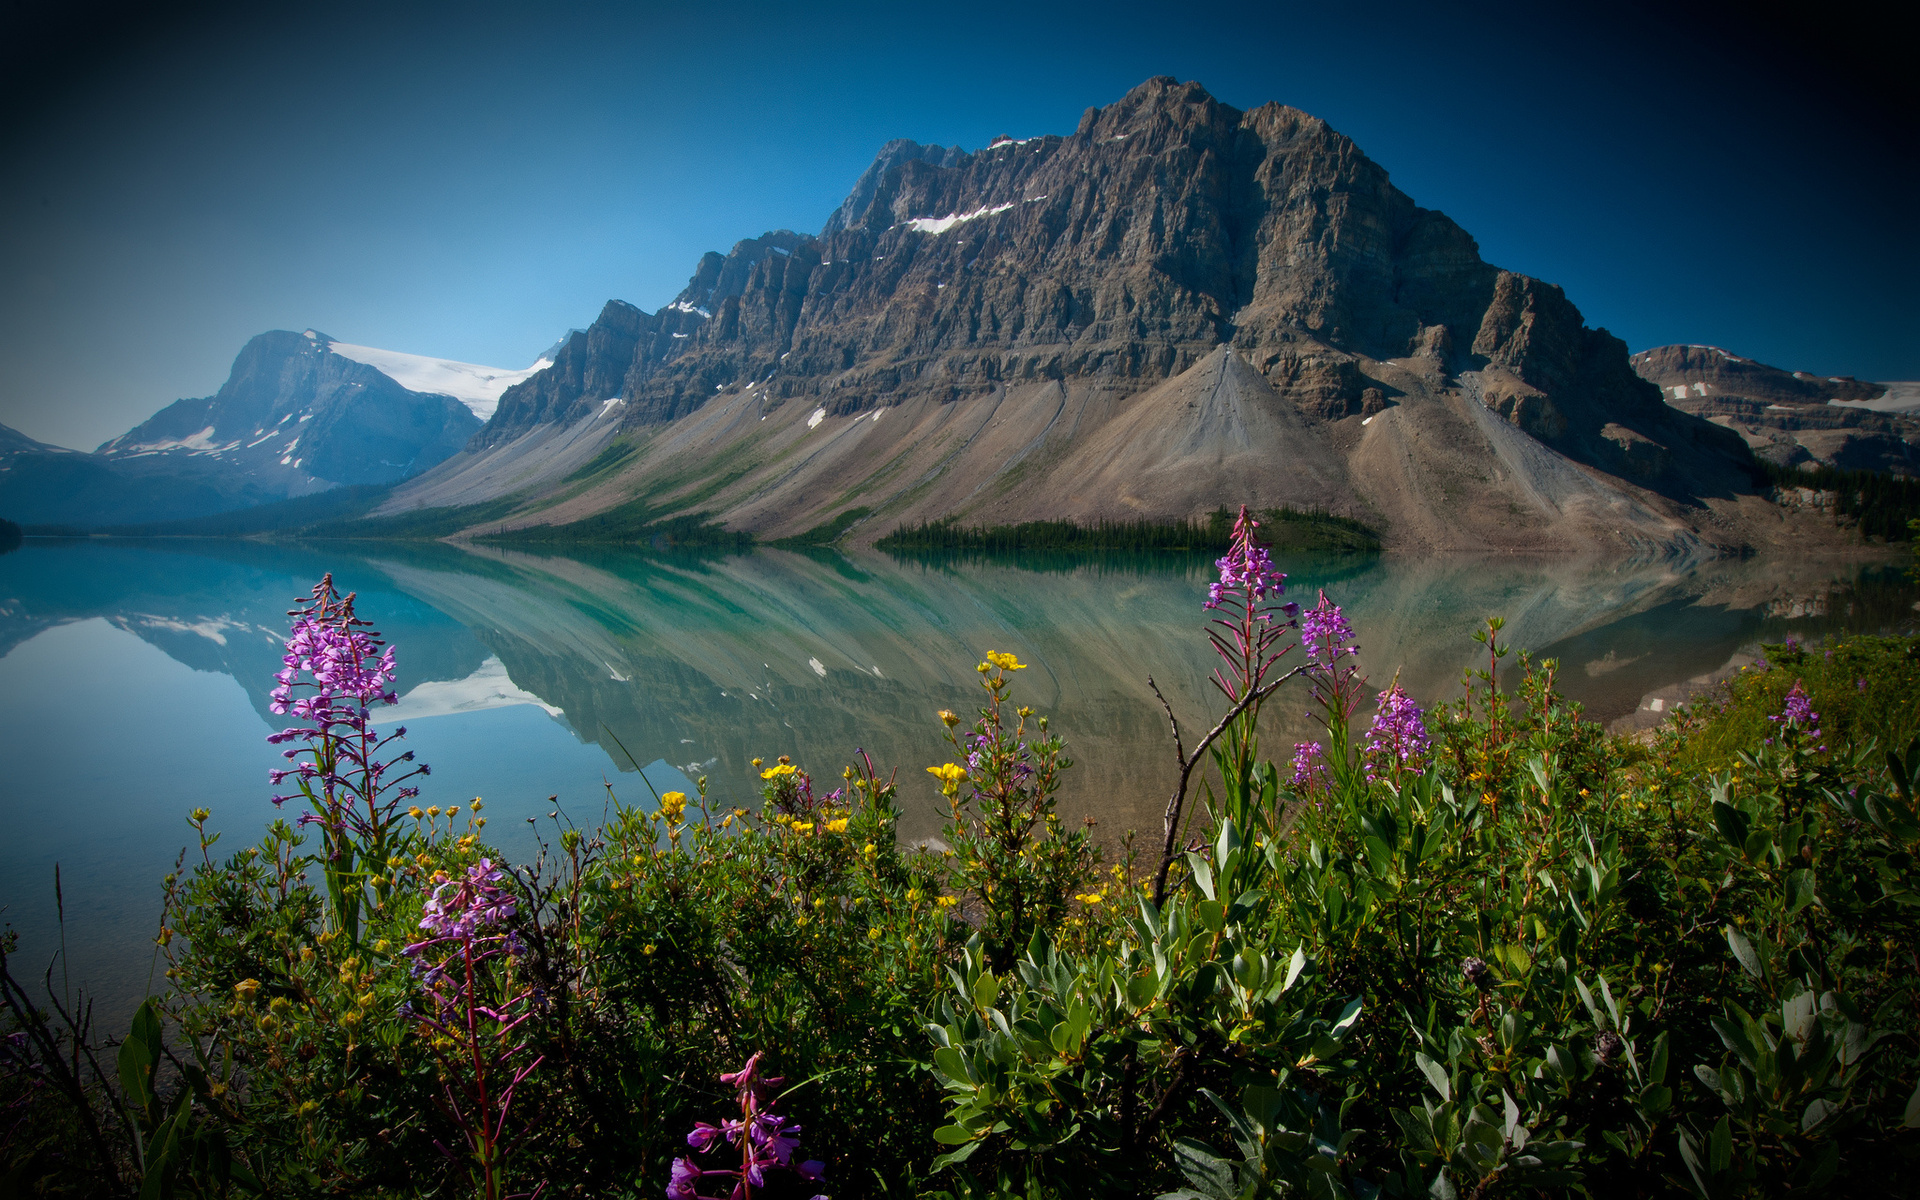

[1283,945,1308,994]
[117,999,161,1117]
[1711,801,1751,852]
[1709,1115,1732,1174]
[1725,926,1764,980]
[930,1139,982,1171]
[932,1124,977,1145]
[1415,1051,1450,1101]
[1903,1077,1920,1129]
[1168,1137,1238,1200]
[1650,1031,1670,1085]
[1786,869,1817,915]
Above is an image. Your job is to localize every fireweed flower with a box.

[1291,740,1331,791]
[672,1053,826,1200]
[1203,505,1298,706]
[1361,680,1432,782]
[1297,590,1367,767]
[1770,678,1824,746]
[265,575,427,934]
[401,859,541,1200]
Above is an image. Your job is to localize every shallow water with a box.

[1,537,1913,1027]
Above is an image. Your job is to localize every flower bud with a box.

[1595,1030,1624,1064]
[1462,956,1492,991]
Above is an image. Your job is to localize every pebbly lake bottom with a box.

[1,536,1914,1029]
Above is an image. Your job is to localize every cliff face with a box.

[396,77,1826,554]
[1634,345,1914,475]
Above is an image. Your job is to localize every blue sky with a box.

[1,0,1911,450]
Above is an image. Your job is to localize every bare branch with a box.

[1151,664,1308,905]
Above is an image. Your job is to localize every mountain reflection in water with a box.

[1,538,1913,1025]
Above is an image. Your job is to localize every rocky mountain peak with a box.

[424,78,1803,554]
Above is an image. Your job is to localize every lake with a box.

[2,537,1914,1027]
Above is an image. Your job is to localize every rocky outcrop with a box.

[1633,345,1914,475]
[390,77,1846,554]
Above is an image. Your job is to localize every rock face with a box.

[391,77,1829,554]
[7,331,488,527]
[1633,345,1915,475]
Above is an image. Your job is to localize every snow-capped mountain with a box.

[3,331,547,527]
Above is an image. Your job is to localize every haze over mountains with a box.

[7,78,1907,549]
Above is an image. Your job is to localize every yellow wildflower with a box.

[792,821,815,834]
[408,806,424,819]
[936,895,958,909]
[985,651,1027,671]
[863,842,878,857]
[751,758,764,769]
[926,762,968,796]
[938,709,960,727]
[661,791,687,822]
[234,978,262,1002]
[825,818,849,834]
[642,944,656,956]
[869,926,882,940]
[761,764,797,780]
[795,913,810,927]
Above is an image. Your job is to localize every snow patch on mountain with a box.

[326,342,552,420]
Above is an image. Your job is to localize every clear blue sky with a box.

[1,0,1910,450]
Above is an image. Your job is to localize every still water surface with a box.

[2,538,1913,1026]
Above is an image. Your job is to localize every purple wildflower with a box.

[1782,681,1815,725]
[677,1054,825,1200]
[417,859,517,941]
[1361,680,1431,782]
[1203,505,1297,706]
[1291,740,1330,790]
[1300,591,1359,669]
[265,576,426,896]
[400,857,543,1200]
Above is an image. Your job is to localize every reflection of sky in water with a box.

[1,539,1914,1029]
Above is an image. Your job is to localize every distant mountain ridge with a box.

[384,76,1834,555]
[2,332,539,526]
[1633,345,1916,475]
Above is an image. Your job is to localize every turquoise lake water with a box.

[2,537,1914,1028]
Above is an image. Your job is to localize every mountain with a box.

[1632,345,1916,475]
[379,76,1822,556]
[4,332,542,527]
